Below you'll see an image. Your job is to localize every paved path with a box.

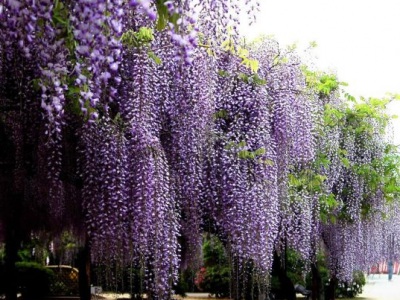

[358,274,400,300]
[185,276,400,300]
[99,276,400,300]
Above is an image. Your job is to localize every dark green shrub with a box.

[304,251,329,286]
[286,249,307,286]
[16,261,54,299]
[0,264,5,295]
[196,235,230,298]
[270,248,309,299]
[336,271,366,298]
[173,268,197,297]
[201,265,230,298]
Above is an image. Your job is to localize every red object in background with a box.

[369,261,400,274]
[194,267,207,290]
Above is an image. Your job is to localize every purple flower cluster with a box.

[71,0,123,111]
[158,49,217,269]
[251,39,318,262]
[313,89,396,282]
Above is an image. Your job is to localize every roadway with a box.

[358,273,400,300]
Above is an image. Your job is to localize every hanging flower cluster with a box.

[203,51,279,272]
[252,39,317,261]
[315,88,399,281]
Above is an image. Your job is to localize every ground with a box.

[96,274,399,299]
[357,273,399,300]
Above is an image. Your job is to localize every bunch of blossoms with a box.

[1,0,69,214]
[129,0,197,63]
[202,49,279,274]
[294,71,360,276]
[320,99,395,282]
[380,204,400,262]
[1,0,264,297]
[360,145,400,269]
[71,0,123,110]
[320,133,366,281]
[80,114,179,298]
[321,162,369,281]
[0,1,86,256]
[112,23,183,297]
[322,221,362,282]
[361,214,385,270]
[80,116,129,259]
[154,45,218,269]
[76,0,261,295]
[116,20,217,287]
[130,0,259,63]
[22,0,123,173]
[1,0,124,216]
[116,0,263,277]
[360,202,389,270]
[253,39,315,168]
[310,84,345,266]
[251,38,317,260]
[284,189,319,260]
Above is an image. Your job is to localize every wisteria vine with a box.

[1,1,400,299]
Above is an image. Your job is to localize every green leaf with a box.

[238,150,248,159]
[329,215,337,224]
[155,0,168,30]
[309,41,318,48]
[237,72,266,86]
[147,51,162,65]
[32,79,40,91]
[121,27,154,48]
[218,70,230,77]
[155,0,181,31]
[213,109,228,120]
[252,74,267,86]
[224,141,235,150]
[238,73,249,83]
[254,147,266,156]
[67,86,80,96]
[237,141,245,148]
[261,159,274,166]
[340,157,350,168]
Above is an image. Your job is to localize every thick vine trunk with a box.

[278,271,296,300]
[311,263,324,300]
[273,250,296,300]
[229,257,240,300]
[4,227,20,300]
[229,257,258,300]
[325,276,337,300]
[1,127,20,300]
[3,191,23,300]
[78,241,91,300]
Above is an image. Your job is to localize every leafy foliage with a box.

[336,271,366,298]
[196,235,230,298]
[14,262,54,299]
